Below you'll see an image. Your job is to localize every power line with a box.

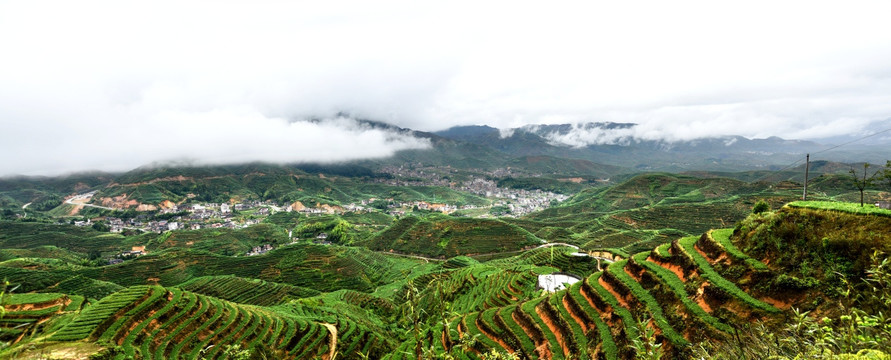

[752,126,891,183]
[811,127,891,155]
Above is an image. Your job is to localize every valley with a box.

[0,130,889,359]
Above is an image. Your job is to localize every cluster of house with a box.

[92,201,277,233]
[376,164,455,187]
[108,246,147,265]
[382,200,464,216]
[374,166,570,217]
[460,178,569,216]
[312,232,333,245]
[246,244,273,256]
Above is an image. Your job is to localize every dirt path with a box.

[65,195,114,210]
[320,323,337,360]
[376,251,444,262]
[377,242,583,264]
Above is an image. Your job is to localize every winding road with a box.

[22,202,31,218]
[376,242,615,264]
[65,193,114,211]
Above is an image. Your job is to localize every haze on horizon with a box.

[2,1,891,176]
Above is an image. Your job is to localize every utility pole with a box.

[802,154,810,200]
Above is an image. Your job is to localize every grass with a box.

[786,201,891,217]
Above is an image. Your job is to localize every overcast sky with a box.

[2,1,891,175]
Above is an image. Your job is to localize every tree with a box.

[92,221,110,232]
[881,160,891,192]
[850,163,876,207]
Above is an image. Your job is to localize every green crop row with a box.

[654,242,672,259]
[632,252,732,333]
[463,312,505,353]
[3,293,65,306]
[585,272,640,341]
[98,286,166,342]
[499,306,538,356]
[707,229,769,271]
[119,288,183,358]
[187,300,239,358]
[606,259,689,346]
[522,298,565,360]
[565,281,617,358]
[96,287,365,359]
[49,286,152,341]
[548,293,587,358]
[64,295,85,312]
[156,295,211,359]
[178,275,319,306]
[676,236,779,313]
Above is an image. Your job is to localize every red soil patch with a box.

[68,205,84,216]
[695,284,712,313]
[563,295,589,332]
[625,267,643,282]
[512,310,551,360]
[648,256,688,282]
[475,315,513,353]
[580,282,616,327]
[598,277,630,308]
[4,298,66,312]
[536,305,571,357]
[763,296,793,310]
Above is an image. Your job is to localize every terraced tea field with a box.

[2,170,889,359]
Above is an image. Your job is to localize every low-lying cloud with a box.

[2,1,891,175]
[1,111,429,176]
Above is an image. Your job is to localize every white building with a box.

[220,203,231,214]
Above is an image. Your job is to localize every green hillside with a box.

[2,162,891,359]
[364,215,543,258]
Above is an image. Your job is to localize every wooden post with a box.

[803,154,810,200]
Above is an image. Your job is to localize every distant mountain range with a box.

[424,121,887,172]
[2,119,887,182]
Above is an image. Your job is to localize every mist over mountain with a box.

[433,122,888,172]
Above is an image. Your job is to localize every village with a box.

[69,167,568,235]
[376,165,569,216]
[66,168,572,263]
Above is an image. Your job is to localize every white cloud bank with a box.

[2,1,891,175]
[2,110,430,175]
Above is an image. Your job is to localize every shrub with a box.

[752,200,770,214]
